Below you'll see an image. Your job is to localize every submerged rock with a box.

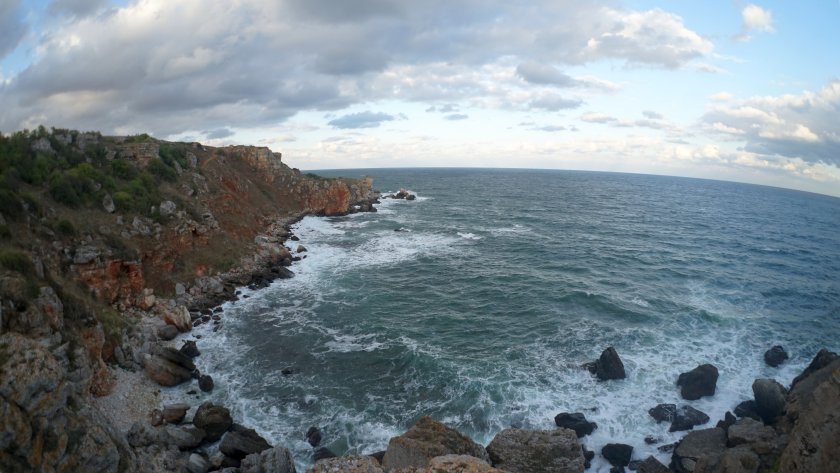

[554,412,597,437]
[649,404,677,424]
[381,416,489,471]
[677,364,718,400]
[199,374,214,392]
[486,428,584,473]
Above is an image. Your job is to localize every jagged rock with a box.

[671,427,726,473]
[733,400,760,421]
[186,453,210,473]
[241,446,297,473]
[164,424,206,450]
[103,193,116,213]
[156,324,179,341]
[649,404,677,423]
[727,418,777,451]
[635,456,671,473]
[486,428,584,473]
[677,364,718,400]
[717,446,759,473]
[715,411,737,431]
[313,447,337,462]
[752,378,786,424]
[763,346,788,367]
[307,455,381,473]
[789,348,838,389]
[162,403,190,424]
[220,424,272,459]
[602,443,633,468]
[381,416,489,470]
[160,200,177,216]
[585,347,626,380]
[428,454,506,472]
[554,412,597,437]
[582,445,595,469]
[778,357,840,473]
[162,305,192,332]
[406,194,416,201]
[143,352,193,386]
[306,426,323,447]
[132,216,153,236]
[670,406,710,432]
[154,346,196,371]
[151,407,164,426]
[199,374,214,392]
[73,245,101,264]
[175,283,186,295]
[180,340,200,358]
[193,402,233,442]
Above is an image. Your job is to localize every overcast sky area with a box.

[1,1,839,196]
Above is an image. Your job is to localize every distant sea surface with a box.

[180,169,840,471]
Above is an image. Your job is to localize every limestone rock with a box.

[677,364,719,400]
[241,445,297,473]
[193,402,233,442]
[162,305,192,332]
[554,412,597,437]
[143,353,193,387]
[307,455,381,473]
[428,454,506,472]
[727,418,776,452]
[162,403,190,424]
[671,427,726,473]
[381,416,489,471]
[186,453,210,473]
[157,324,179,341]
[486,428,584,473]
[220,424,272,460]
[790,348,838,389]
[752,379,786,424]
[164,424,205,450]
[103,193,116,213]
[160,200,177,216]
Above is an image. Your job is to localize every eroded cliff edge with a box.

[0,128,377,472]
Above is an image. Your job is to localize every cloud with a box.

[444,113,468,121]
[0,0,27,59]
[48,0,108,18]
[528,95,583,111]
[535,125,566,132]
[516,61,577,87]
[642,110,663,120]
[703,80,840,165]
[328,111,395,129]
[580,112,617,124]
[204,128,235,139]
[736,4,774,41]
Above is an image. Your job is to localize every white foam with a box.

[324,333,389,353]
[457,232,482,240]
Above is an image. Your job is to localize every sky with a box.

[1,1,839,196]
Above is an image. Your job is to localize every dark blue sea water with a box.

[179,169,840,471]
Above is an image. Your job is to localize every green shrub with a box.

[56,219,76,237]
[110,159,137,180]
[159,143,187,168]
[124,133,152,143]
[0,189,23,220]
[49,173,82,207]
[146,158,177,182]
[20,193,42,217]
[112,191,132,211]
[0,249,33,275]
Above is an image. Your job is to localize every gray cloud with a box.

[444,113,469,121]
[0,0,26,59]
[49,0,107,17]
[0,0,714,135]
[703,80,840,166]
[328,111,395,129]
[642,110,663,119]
[204,128,235,139]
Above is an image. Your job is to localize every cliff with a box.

[0,128,377,472]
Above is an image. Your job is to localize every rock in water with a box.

[554,412,597,437]
[193,402,233,442]
[752,378,786,424]
[733,400,761,421]
[648,404,677,423]
[677,364,719,400]
[199,374,214,392]
[180,340,201,358]
[601,443,633,468]
[220,424,272,459]
[306,426,323,447]
[669,406,710,432]
[763,345,788,367]
[381,416,489,470]
[486,428,585,473]
[589,346,627,380]
[240,446,297,473]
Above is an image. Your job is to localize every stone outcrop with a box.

[381,416,490,471]
[677,364,719,400]
[486,428,584,473]
[752,378,786,424]
[241,445,297,473]
[193,402,233,442]
[585,346,627,380]
[671,427,726,473]
[219,424,272,460]
[308,455,382,473]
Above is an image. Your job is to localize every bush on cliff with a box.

[147,157,177,182]
[0,248,34,275]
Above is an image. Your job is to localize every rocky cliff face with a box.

[0,129,377,472]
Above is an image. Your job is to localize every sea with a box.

[177,169,840,471]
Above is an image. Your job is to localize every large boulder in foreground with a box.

[777,356,840,473]
[554,412,597,437]
[486,428,584,473]
[752,378,786,424]
[585,347,626,380]
[381,416,489,471]
[193,402,233,442]
[219,424,272,460]
[307,455,381,473]
[241,446,297,473]
[677,364,718,400]
[671,427,726,473]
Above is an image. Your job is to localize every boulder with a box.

[127,421,166,448]
[193,402,233,442]
[162,305,193,332]
[648,404,677,423]
[670,406,710,432]
[381,416,489,471]
[733,401,760,421]
[677,364,718,400]
[102,193,116,213]
[297,245,307,253]
[727,418,776,451]
[164,425,206,450]
[717,446,759,473]
[601,443,633,468]
[778,357,840,473]
[429,454,506,472]
[307,455,382,473]
[763,346,788,367]
[199,374,214,392]
[306,426,323,447]
[220,424,272,460]
[143,353,193,386]
[752,378,786,424]
[157,324,179,341]
[162,403,190,424]
[154,346,196,371]
[186,453,210,473]
[160,200,177,216]
[241,446,297,473]
[485,428,584,473]
[635,456,671,473]
[789,348,838,389]
[715,411,737,431]
[671,427,726,473]
[586,347,627,380]
[554,412,597,437]
[180,340,201,358]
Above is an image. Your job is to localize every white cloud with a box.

[736,4,775,41]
